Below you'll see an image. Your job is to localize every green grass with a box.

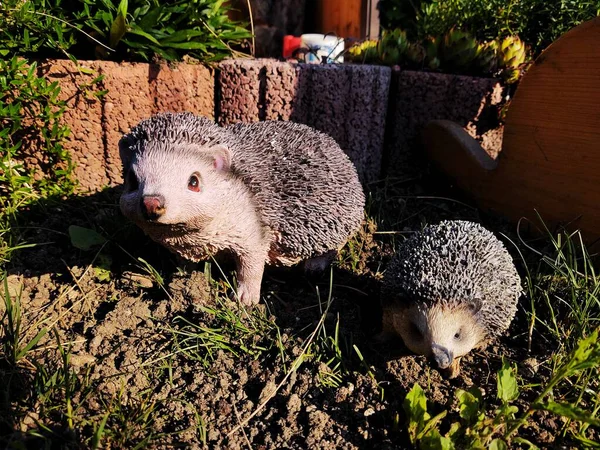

[521,225,600,445]
[1,276,48,366]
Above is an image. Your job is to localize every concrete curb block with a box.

[217,59,392,183]
[36,58,504,192]
[385,69,505,177]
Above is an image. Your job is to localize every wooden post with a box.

[315,0,379,40]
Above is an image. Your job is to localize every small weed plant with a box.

[0,56,74,265]
[403,226,600,448]
[1,277,49,366]
[404,330,600,449]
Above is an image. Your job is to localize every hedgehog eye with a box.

[454,329,462,340]
[409,322,423,339]
[127,170,139,192]
[188,174,201,192]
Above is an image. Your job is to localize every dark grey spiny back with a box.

[225,121,365,259]
[118,113,365,261]
[382,220,522,339]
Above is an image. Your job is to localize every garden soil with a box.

[0,183,582,449]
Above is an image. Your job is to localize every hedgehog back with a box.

[225,121,365,261]
[382,221,522,339]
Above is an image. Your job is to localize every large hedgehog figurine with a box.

[381,220,522,378]
[119,112,365,305]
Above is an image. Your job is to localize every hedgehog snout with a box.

[431,344,453,369]
[141,194,166,220]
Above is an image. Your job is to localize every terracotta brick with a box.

[39,59,108,192]
[151,63,214,118]
[217,59,263,125]
[41,60,215,191]
[102,61,215,185]
[100,61,155,185]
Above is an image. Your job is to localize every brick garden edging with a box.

[217,59,392,184]
[39,59,214,192]
[37,58,505,192]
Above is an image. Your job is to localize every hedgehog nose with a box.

[431,344,453,369]
[141,195,165,220]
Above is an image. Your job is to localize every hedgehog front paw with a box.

[444,357,462,379]
[236,282,261,306]
[234,253,266,307]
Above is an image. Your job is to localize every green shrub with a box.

[379,0,600,56]
[0,0,251,62]
[0,56,74,264]
[0,0,78,59]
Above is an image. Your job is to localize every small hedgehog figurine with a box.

[381,220,521,378]
[119,112,365,305]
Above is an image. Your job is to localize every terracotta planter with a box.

[385,69,505,177]
[39,59,214,192]
[217,59,391,183]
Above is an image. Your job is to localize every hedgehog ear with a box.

[208,144,231,172]
[467,298,483,315]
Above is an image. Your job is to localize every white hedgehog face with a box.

[119,143,232,229]
[393,302,486,369]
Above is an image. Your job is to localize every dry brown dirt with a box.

[0,185,575,449]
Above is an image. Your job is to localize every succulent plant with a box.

[347,40,379,63]
[498,36,527,68]
[405,42,426,67]
[377,29,409,65]
[423,36,441,70]
[346,29,527,84]
[423,36,438,59]
[498,36,527,83]
[475,40,499,74]
[377,43,401,65]
[439,29,479,73]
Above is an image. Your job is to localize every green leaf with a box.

[127,27,162,45]
[16,327,48,360]
[68,225,107,251]
[572,328,599,364]
[403,383,431,442]
[533,401,600,427]
[163,41,207,51]
[513,437,540,449]
[117,0,128,20]
[421,428,455,450]
[159,29,207,43]
[109,13,128,48]
[94,253,112,281]
[489,439,508,450]
[457,388,482,424]
[418,410,448,440]
[447,422,462,439]
[497,360,518,403]
[136,6,163,29]
[91,410,110,449]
